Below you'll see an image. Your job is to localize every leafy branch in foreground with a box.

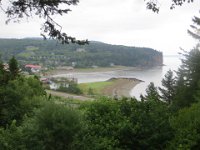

[188,15,200,40]
[145,0,195,13]
[0,0,196,43]
[1,0,88,44]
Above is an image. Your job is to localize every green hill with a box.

[0,38,163,68]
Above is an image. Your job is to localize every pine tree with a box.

[173,46,200,109]
[172,12,200,110]
[144,82,160,101]
[159,70,176,104]
[188,16,200,40]
[8,56,20,80]
[178,47,200,89]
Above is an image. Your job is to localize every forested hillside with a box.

[0,38,163,68]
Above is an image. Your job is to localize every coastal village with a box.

[24,64,78,90]
[6,63,142,98]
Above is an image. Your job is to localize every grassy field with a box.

[79,81,114,95]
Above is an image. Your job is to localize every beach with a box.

[102,78,142,97]
[45,66,144,98]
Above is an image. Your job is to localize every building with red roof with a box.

[25,64,42,73]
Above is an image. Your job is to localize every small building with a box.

[25,64,42,73]
[49,80,69,90]
[48,77,77,90]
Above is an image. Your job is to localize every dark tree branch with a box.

[145,0,195,12]
[188,15,200,40]
[1,0,88,44]
[0,0,197,44]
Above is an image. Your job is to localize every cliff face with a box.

[137,51,163,67]
[152,52,163,66]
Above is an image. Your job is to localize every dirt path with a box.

[46,90,94,101]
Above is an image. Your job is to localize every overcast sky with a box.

[0,0,200,55]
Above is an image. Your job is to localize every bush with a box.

[0,77,46,127]
[1,102,82,150]
[168,101,200,149]
[73,98,173,149]
[58,83,82,95]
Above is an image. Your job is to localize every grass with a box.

[52,95,86,104]
[79,81,114,95]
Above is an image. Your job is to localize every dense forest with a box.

[0,38,163,68]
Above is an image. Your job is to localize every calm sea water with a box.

[54,56,181,99]
[130,56,181,98]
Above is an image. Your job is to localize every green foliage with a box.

[0,120,25,150]
[194,81,200,101]
[79,81,114,95]
[0,57,46,127]
[159,70,176,104]
[0,56,20,85]
[0,76,46,127]
[8,56,20,80]
[21,102,81,150]
[87,88,94,95]
[168,101,200,149]
[58,82,82,95]
[143,82,160,101]
[0,102,82,150]
[188,15,200,40]
[169,13,200,110]
[172,47,200,110]
[73,98,172,150]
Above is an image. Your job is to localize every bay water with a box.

[54,56,181,99]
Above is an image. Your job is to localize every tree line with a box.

[0,39,163,68]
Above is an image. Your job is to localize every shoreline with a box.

[44,66,142,76]
[79,78,143,98]
[44,67,145,98]
[102,78,143,97]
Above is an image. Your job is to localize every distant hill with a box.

[0,38,163,68]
